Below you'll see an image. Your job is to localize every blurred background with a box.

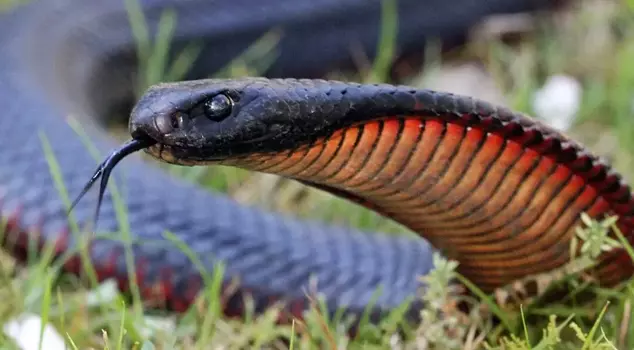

[0,0,633,349]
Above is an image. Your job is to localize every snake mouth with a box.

[145,143,196,165]
[144,143,228,166]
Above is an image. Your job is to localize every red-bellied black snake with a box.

[1,0,628,329]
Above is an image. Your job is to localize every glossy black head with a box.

[128,77,385,165]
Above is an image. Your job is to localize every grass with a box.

[1,0,634,348]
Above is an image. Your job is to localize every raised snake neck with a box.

[0,0,610,326]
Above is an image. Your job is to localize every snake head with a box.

[129,78,299,165]
[128,77,367,165]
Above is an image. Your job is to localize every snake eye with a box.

[203,93,233,121]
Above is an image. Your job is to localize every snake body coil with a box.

[0,0,630,326]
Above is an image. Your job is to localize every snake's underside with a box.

[0,0,630,328]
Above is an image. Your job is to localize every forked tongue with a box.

[69,138,155,230]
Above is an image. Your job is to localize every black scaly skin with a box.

[0,0,558,323]
[132,78,600,163]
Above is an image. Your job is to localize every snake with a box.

[0,0,631,330]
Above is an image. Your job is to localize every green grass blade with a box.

[455,272,516,332]
[367,0,397,83]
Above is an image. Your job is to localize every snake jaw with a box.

[144,143,200,166]
[144,142,226,166]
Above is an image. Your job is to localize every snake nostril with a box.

[170,113,184,129]
[155,112,185,134]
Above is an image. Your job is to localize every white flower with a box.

[532,75,582,132]
[4,313,66,350]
